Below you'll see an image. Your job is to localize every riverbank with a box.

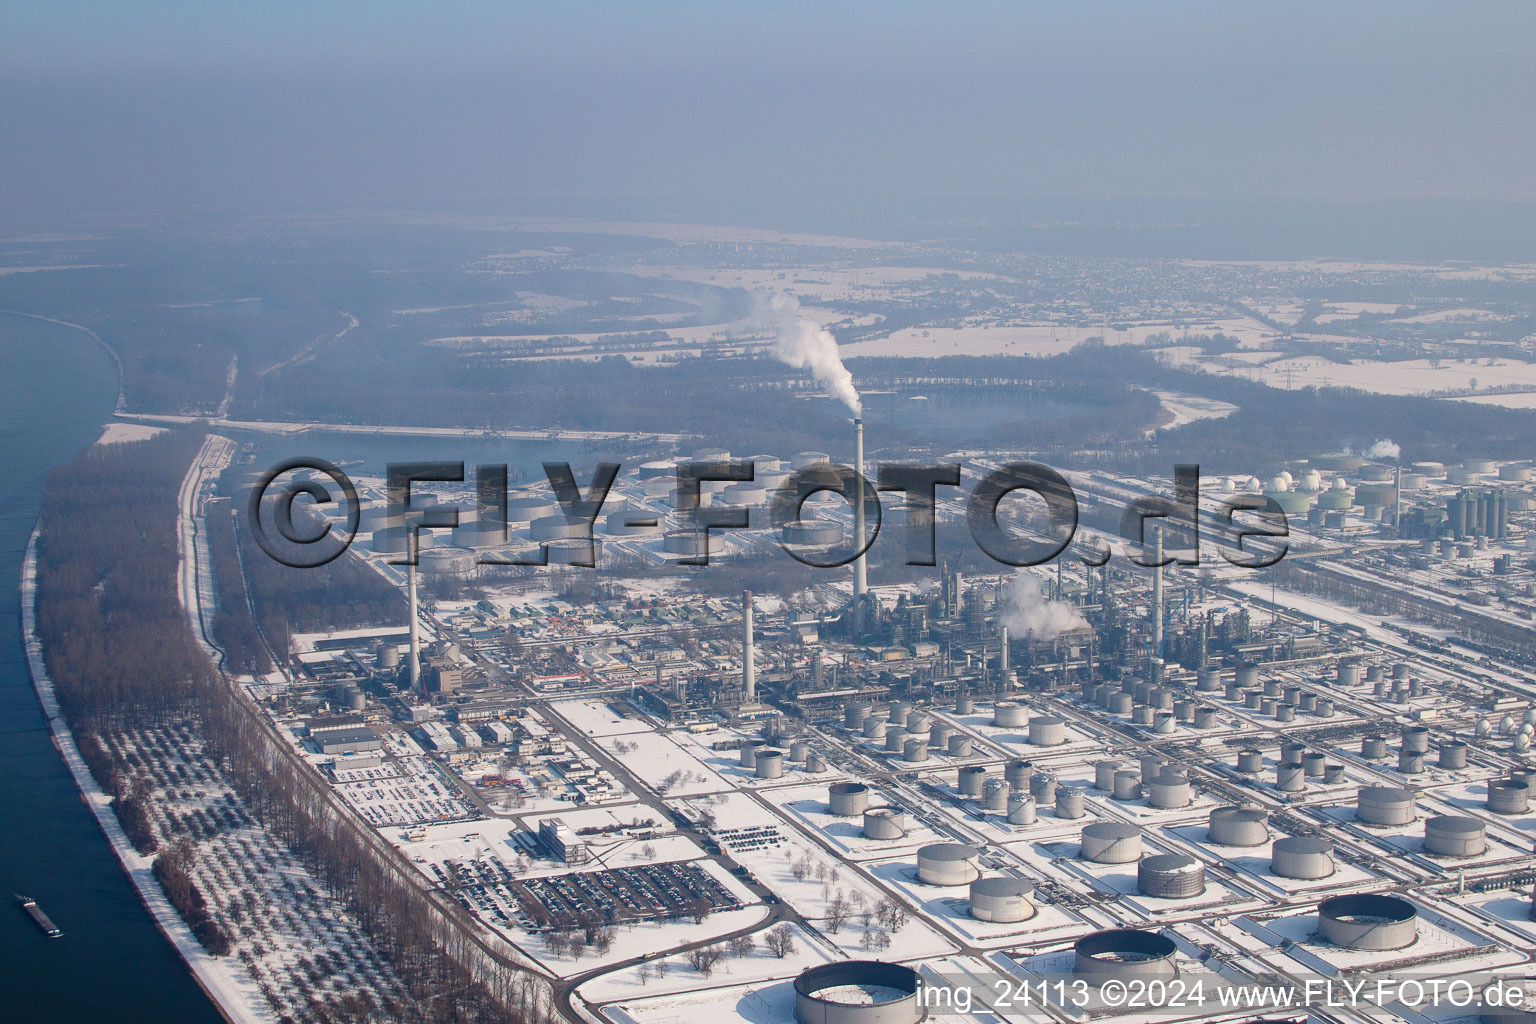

[22,527,276,1024]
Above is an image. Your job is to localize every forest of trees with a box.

[34,429,216,724]
[33,429,551,1023]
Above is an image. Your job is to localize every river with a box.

[0,312,220,1023]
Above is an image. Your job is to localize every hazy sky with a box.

[4,1,1535,228]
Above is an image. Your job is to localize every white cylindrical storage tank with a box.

[1276,761,1305,792]
[1401,725,1430,754]
[863,807,907,840]
[1056,788,1086,818]
[862,717,887,740]
[968,877,1035,923]
[1029,715,1066,746]
[530,514,584,542]
[1237,749,1264,774]
[1236,664,1260,688]
[792,961,922,1024]
[1271,836,1336,879]
[1005,759,1034,790]
[902,739,928,763]
[1302,752,1327,778]
[884,729,907,753]
[928,724,953,748]
[1112,771,1142,802]
[828,782,870,816]
[1424,814,1485,856]
[1324,763,1346,784]
[916,843,981,886]
[1194,707,1218,729]
[1362,735,1389,759]
[1439,742,1468,769]
[1138,854,1205,898]
[1007,794,1037,825]
[1109,693,1133,715]
[791,451,830,471]
[1146,772,1192,808]
[1031,774,1058,804]
[954,695,975,715]
[789,741,810,762]
[740,740,766,767]
[755,749,784,779]
[843,701,870,728]
[983,780,1008,812]
[1488,781,1530,814]
[1095,760,1123,791]
[1399,750,1426,775]
[1081,822,1142,863]
[1318,894,1417,950]
[806,754,828,773]
[1209,805,1268,846]
[947,734,973,757]
[957,765,986,797]
[1073,930,1177,984]
[993,701,1029,728]
[1132,706,1155,726]
[1197,668,1222,692]
[904,710,930,734]
[1139,754,1167,780]
[1357,785,1416,825]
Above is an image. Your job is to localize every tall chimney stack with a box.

[742,590,756,704]
[407,560,421,692]
[853,416,868,633]
[1000,625,1010,677]
[1152,527,1164,661]
[1394,459,1402,528]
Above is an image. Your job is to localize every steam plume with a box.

[1002,573,1086,641]
[758,291,861,414]
[1365,439,1400,460]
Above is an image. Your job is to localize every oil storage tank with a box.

[1357,785,1416,825]
[1029,716,1067,746]
[863,808,907,840]
[1081,822,1142,863]
[829,782,871,816]
[993,701,1029,728]
[1271,836,1335,879]
[1424,815,1486,856]
[969,877,1035,923]
[793,961,922,1024]
[917,843,981,886]
[1209,805,1268,846]
[1074,930,1177,984]
[1318,894,1417,950]
[957,765,986,797]
[1138,854,1206,898]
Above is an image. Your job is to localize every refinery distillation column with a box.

[853,416,868,634]
[742,589,756,704]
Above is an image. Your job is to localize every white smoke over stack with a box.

[1002,573,1087,641]
[758,291,861,414]
[1366,439,1401,461]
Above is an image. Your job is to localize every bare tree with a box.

[687,945,724,976]
[765,924,796,959]
[728,934,755,959]
[825,891,850,934]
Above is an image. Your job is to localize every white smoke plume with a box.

[1002,573,1087,641]
[757,291,861,414]
[1365,439,1401,461]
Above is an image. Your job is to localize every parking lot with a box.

[709,824,785,854]
[328,756,479,827]
[436,857,740,932]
